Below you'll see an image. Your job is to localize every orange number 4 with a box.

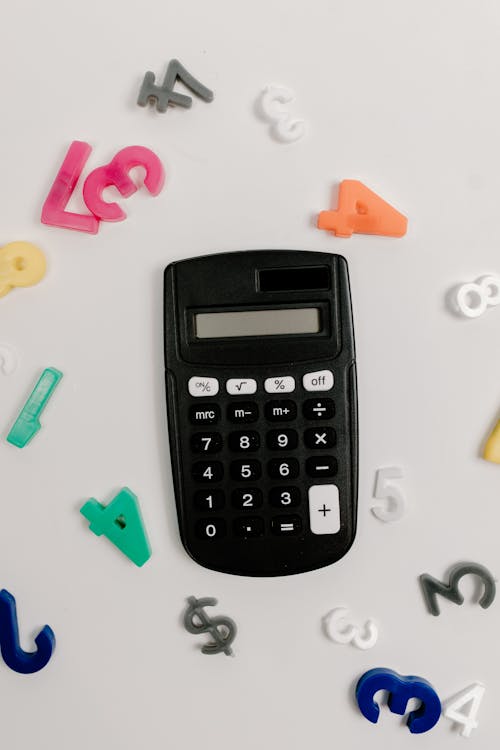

[317,180,407,238]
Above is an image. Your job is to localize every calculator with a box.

[163,250,358,576]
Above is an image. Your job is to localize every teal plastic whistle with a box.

[7,367,63,448]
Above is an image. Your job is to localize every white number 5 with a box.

[371,466,405,522]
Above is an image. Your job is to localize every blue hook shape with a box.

[356,667,442,734]
[0,589,55,674]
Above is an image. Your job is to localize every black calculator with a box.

[163,250,358,576]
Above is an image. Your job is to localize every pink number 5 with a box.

[41,141,100,234]
[83,146,165,221]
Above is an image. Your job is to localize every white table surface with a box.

[1,1,499,747]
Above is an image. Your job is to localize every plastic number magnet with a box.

[80,487,151,566]
[371,466,406,522]
[83,146,165,222]
[356,667,441,734]
[0,344,18,375]
[317,180,408,238]
[7,367,63,448]
[483,419,500,464]
[443,682,485,738]
[323,607,378,650]
[0,242,46,298]
[137,59,214,113]
[451,275,500,318]
[0,589,55,674]
[419,562,496,616]
[258,85,306,143]
[41,141,99,234]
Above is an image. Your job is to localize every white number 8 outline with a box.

[454,275,500,318]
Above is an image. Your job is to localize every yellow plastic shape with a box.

[0,242,46,298]
[483,419,500,464]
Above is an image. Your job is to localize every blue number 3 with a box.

[356,668,442,734]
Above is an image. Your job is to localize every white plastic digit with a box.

[371,466,405,522]
[258,85,306,144]
[323,607,378,650]
[443,682,485,738]
[454,275,500,318]
[241,465,251,478]
[205,524,216,538]
[203,467,213,479]
[242,493,253,507]
[240,436,250,449]
[279,463,290,477]
[201,438,212,451]
[278,434,288,447]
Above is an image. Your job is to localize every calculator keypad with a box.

[187,373,339,541]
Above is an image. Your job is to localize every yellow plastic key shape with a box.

[0,242,46,298]
[483,419,500,464]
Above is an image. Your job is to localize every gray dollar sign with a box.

[183,596,237,656]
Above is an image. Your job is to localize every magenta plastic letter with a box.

[41,141,100,234]
[83,146,165,222]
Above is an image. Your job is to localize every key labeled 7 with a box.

[41,141,165,234]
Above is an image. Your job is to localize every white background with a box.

[1,0,499,747]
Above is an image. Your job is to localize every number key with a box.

[193,490,225,511]
[195,518,226,539]
[230,460,261,481]
[190,432,222,453]
[232,488,263,509]
[268,458,299,479]
[269,487,301,508]
[267,429,298,450]
[192,461,224,483]
[228,431,260,452]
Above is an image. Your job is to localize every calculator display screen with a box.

[194,307,321,339]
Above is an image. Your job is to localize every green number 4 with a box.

[80,487,151,567]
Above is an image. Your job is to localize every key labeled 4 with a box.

[317,180,407,238]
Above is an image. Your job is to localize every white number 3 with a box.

[323,607,378,650]
[371,466,405,522]
[443,682,485,738]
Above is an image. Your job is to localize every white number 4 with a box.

[371,466,405,522]
[443,682,485,738]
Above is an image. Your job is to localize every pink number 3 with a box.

[83,146,165,221]
[41,142,165,233]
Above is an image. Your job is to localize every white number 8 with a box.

[454,275,500,318]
